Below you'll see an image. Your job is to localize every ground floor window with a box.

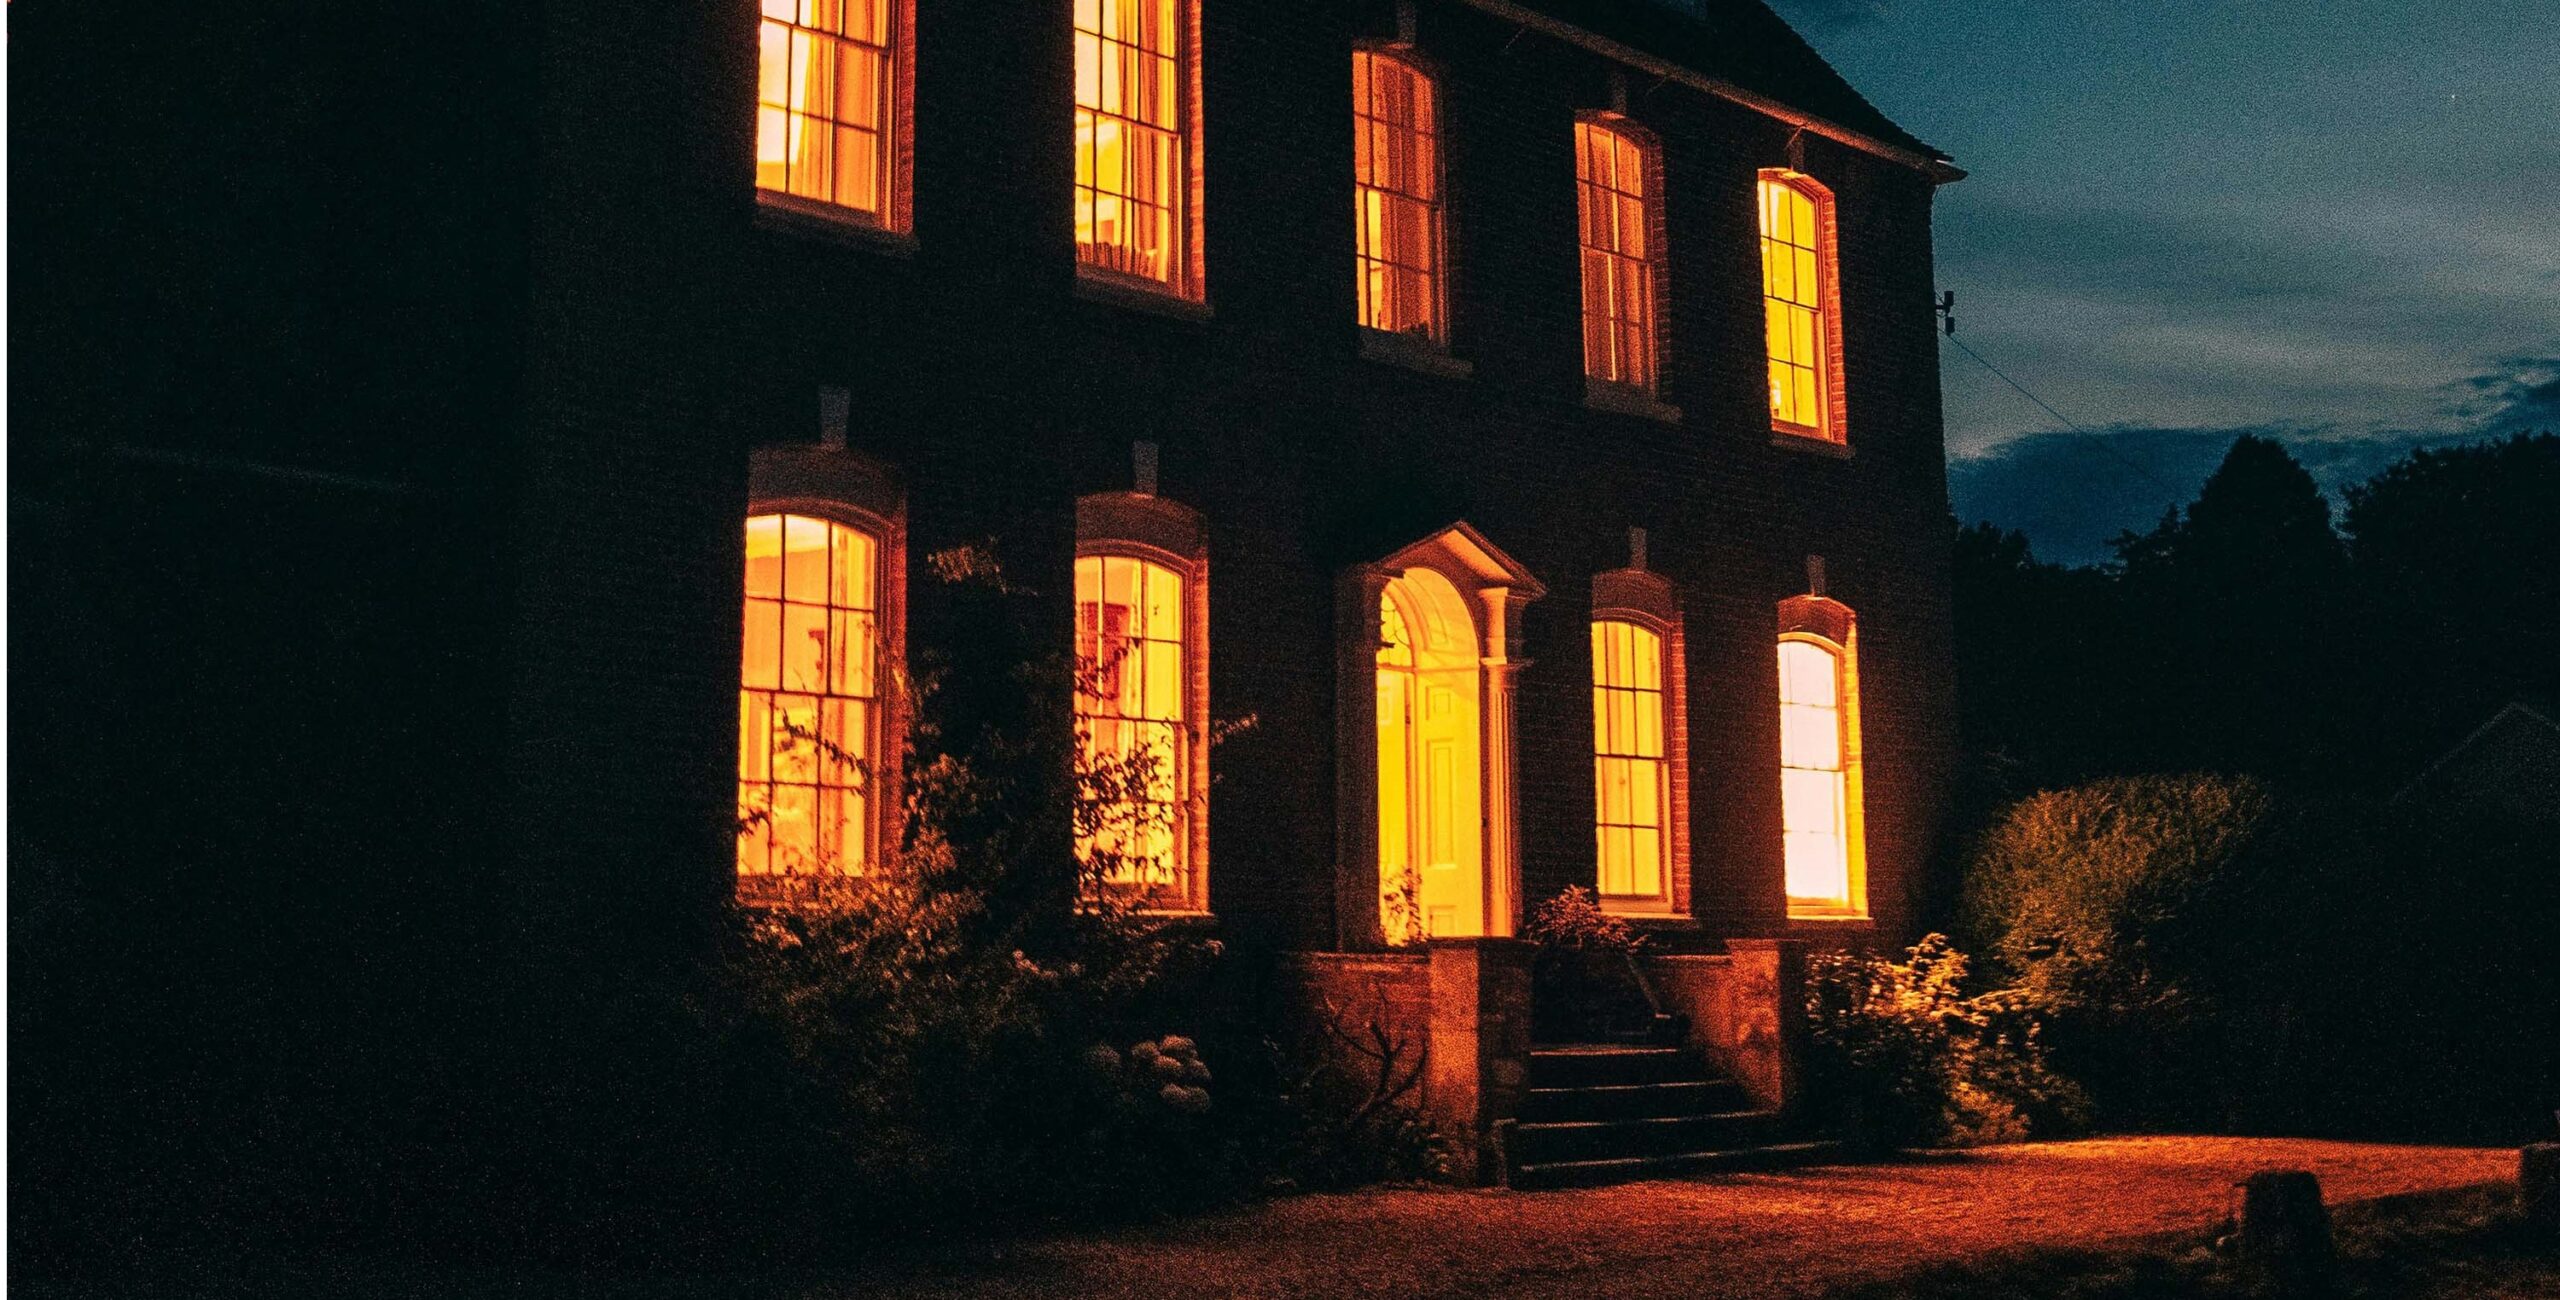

[1778,595,1865,918]
[1075,489,1211,912]
[739,511,884,879]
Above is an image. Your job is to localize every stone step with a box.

[1509,1108,1781,1165]
[1525,1045,1699,1089]
[1510,1140,1849,1191]
[1519,1078,1753,1123]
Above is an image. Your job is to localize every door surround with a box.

[1335,522,1545,950]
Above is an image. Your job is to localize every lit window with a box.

[757,0,901,223]
[739,513,882,879]
[1592,620,1669,903]
[1353,50,1445,342]
[1779,635,1863,916]
[1075,554,1191,897]
[1075,0,1192,291]
[1576,119,1660,390]
[1759,172,1838,438]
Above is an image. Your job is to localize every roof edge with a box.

[1455,0,1965,184]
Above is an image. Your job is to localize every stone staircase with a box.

[1506,1044,1840,1189]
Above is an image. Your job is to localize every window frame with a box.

[1074,492,1212,914]
[1574,113,1668,397]
[753,0,917,235]
[1775,595,1866,921]
[736,496,908,904]
[1350,44,1451,348]
[1591,567,1689,917]
[1073,0,1207,301]
[1756,169,1847,444]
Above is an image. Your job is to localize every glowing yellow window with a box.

[757,0,899,222]
[1075,0,1191,291]
[1779,636,1862,915]
[1576,120,1660,390]
[739,513,881,878]
[1075,554,1189,890]
[1353,51,1445,342]
[1592,620,1669,904]
[1759,173,1836,437]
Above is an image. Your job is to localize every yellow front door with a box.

[1378,572,1484,943]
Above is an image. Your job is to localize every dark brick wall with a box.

[678,0,1959,952]
[14,0,1955,1261]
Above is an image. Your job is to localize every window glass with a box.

[1576,122,1660,389]
[1076,0,1188,288]
[1759,175,1832,435]
[1353,52,1446,341]
[739,513,880,878]
[1076,554,1190,891]
[757,0,897,220]
[1592,620,1668,900]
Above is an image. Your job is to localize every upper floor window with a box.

[1777,599,1865,918]
[1758,171,1842,440]
[1352,50,1446,343]
[1075,0,1197,295]
[1575,118,1661,391]
[757,0,908,227]
[1075,492,1211,912]
[739,512,886,881]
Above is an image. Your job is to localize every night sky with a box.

[1763,0,2560,563]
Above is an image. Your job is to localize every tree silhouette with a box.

[2341,433,2560,780]
[2109,435,2346,779]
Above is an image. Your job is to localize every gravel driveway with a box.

[819,1136,2515,1299]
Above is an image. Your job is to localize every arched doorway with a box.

[1377,568,1484,943]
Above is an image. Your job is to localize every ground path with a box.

[819,1136,2514,1299]
[24,1137,2517,1298]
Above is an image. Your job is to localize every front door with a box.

[1378,572,1483,942]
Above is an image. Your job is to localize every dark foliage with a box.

[1524,886,1655,1042]
[1948,432,2560,1141]
[1803,935,2089,1150]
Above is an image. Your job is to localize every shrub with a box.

[1804,934,2088,1149]
[1960,774,2272,1124]
[1525,886,1655,1042]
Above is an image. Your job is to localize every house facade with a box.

[696,0,1962,951]
[15,0,1962,1245]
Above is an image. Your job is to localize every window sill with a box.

[754,192,916,256]
[1770,429,1852,459]
[1609,909,1696,926]
[1074,270,1212,322]
[1585,380,1682,424]
[1786,909,1874,924]
[1358,327,1473,379]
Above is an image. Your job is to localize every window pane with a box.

[1781,767,1842,835]
[740,514,886,881]
[1779,640,1838,706]
[741,593,783,689]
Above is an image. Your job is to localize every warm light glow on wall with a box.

[1075,0,1187,288]
[1592,620,1669,903]
[1576,119,1660,390]
[1778,636,1861,915]
[757,0,894,219]
[1759,173,1835,437]
[1352,50,1445,342]
[740,513,881,878]
[1075,554,1189,887]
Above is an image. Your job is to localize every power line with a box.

[1942,330,2181,493]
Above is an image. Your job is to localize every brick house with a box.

[15,0,1961,1233]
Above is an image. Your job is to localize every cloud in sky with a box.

[1757,0,2560,551]
[1949,356,2560,566]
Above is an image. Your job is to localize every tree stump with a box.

[2233,1169,2336,1296]
[2525,1144,2560,1239]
